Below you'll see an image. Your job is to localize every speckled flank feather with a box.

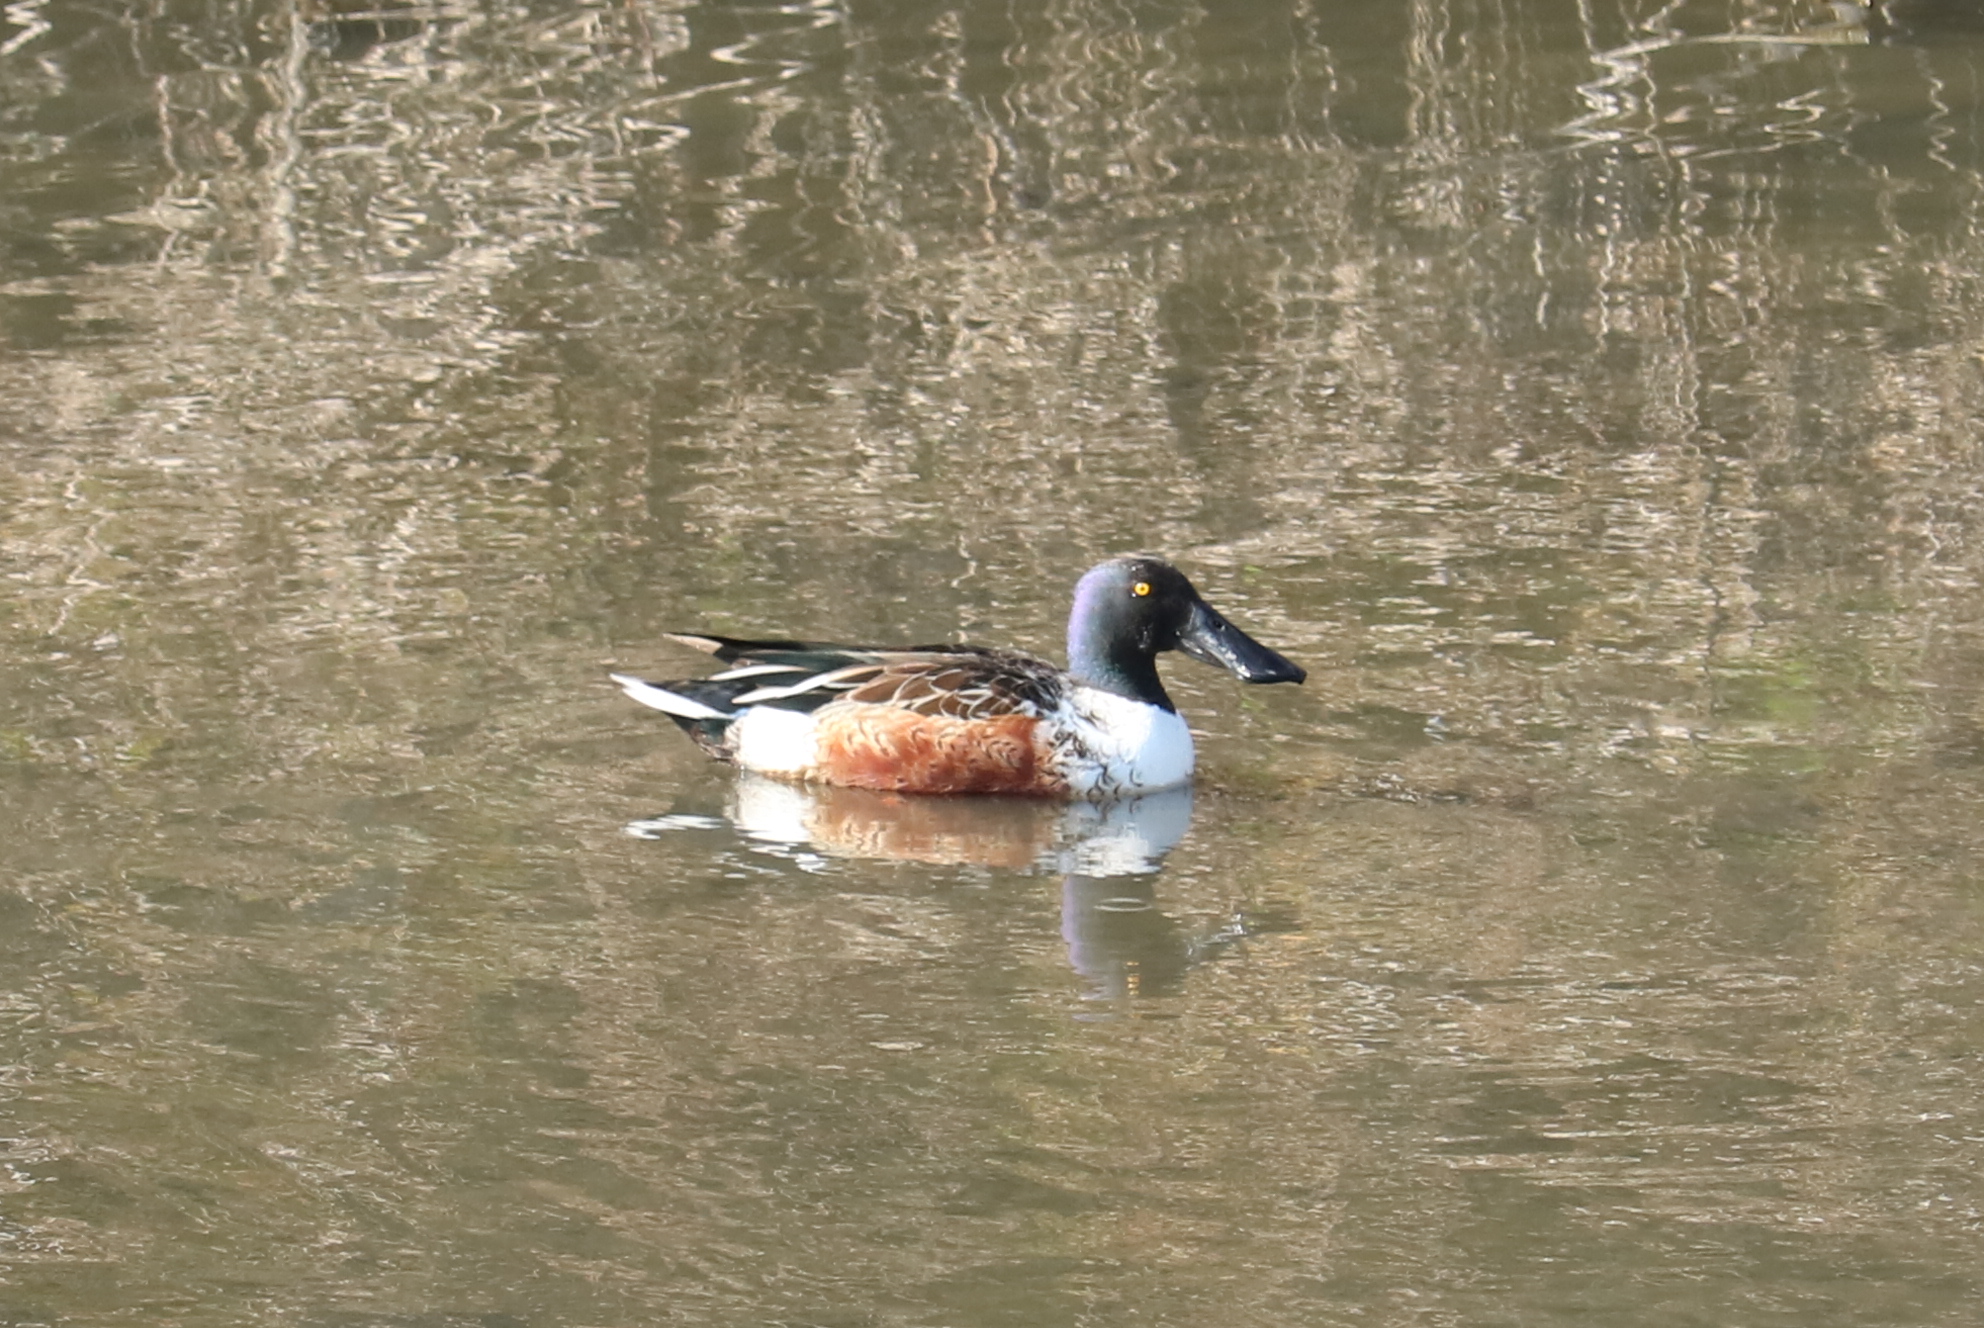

[811,706,1068,796]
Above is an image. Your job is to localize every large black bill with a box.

[1176,600,1307,684]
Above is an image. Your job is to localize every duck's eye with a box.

[1132,581,1151,597]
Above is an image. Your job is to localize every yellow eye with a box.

[1132,581,1151,597]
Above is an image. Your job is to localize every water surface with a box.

[4,0,1984,1323]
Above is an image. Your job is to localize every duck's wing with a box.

[673,636,1067,721]
[830,649,1068,720]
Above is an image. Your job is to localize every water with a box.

[5,0,1984,1322]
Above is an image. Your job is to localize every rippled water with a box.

[5,0,1984,1323]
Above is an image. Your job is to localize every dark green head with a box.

[1066,556,1306,710]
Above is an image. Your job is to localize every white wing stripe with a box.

[733,665,878,705]
[709,662,810,681]
[611,673,727,720]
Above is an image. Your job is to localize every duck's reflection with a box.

[629,777,1262,999]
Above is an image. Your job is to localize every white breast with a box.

[1054,686,1196,796]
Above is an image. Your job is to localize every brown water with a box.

[5,0,1984,1323]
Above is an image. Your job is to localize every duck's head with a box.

[1067,556,1306,710]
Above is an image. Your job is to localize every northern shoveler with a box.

[611,555,1305,798]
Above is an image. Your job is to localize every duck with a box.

[611,555,1305,798]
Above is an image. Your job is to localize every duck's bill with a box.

[1177,600,1307,684]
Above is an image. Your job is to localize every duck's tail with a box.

[610,673,744,757]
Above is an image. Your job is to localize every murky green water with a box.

[6,0,1984,1322]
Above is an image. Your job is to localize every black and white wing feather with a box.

[614,635,1067,747]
